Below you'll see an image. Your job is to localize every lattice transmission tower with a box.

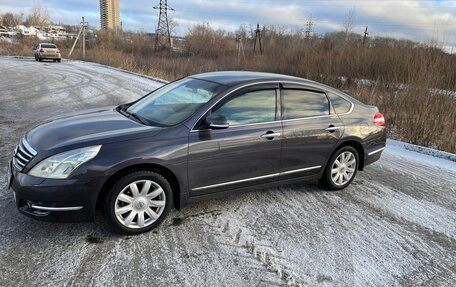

[253,24,263,56]
[305,14,314,39]
[154,0,174,51]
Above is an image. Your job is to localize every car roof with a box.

[39,43,57,46]
[189,71,316,87]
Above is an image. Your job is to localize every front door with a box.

[188,85,282,196]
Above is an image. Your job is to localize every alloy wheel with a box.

[114,180,166,229]
[331,151,357,186]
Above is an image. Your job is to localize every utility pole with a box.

[236,34,245,58]
[305,14,314,39]
[154,0,174,51]
[363,26,369,47]
[68,16,88,58]
[81,17,88,58]
[253,23,263,56]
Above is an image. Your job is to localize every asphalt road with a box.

[0,57,455,287]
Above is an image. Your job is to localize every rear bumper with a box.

[9,162,103,222]
[37,53,61,59]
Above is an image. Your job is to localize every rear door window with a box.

[282,89,330,119]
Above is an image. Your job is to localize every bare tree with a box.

[1,12,23,27]
[25,4,50,27]
[343,7,355,35]
[168,17,179,36]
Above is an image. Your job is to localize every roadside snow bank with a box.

[386,139,456,172]
[73,60,169,84]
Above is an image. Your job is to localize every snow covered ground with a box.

[0,57,455,286]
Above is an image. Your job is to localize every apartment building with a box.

[100,0,120,30]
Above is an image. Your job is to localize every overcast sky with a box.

[1,0,456,48]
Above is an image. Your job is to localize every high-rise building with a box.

[100,0,120,31]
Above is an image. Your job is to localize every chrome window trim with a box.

[190,120,282,133]
[190,115,339,133]
[326,91,354,116]
[282,114,338,123]
[368,147,386,156]
[190,80,354,131]
[192,165,322,191]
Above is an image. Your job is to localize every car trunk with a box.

[40,45,59,57]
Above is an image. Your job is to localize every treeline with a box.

[0,23,455,153]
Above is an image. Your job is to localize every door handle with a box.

[260,132,281,139]
[325,126,341,132]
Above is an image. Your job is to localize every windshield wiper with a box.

[128,112,147,125]
[117,106,147,125]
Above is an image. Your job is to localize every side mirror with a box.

[205,114,229,129]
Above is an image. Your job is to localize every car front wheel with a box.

[320,146,359,190]
[103,171,172,234]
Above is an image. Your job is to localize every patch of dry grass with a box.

[1,29,455,153]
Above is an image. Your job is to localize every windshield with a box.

[126,78,226,127]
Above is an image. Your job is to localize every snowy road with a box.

[0,57,455,286]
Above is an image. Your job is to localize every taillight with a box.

[39,48,44,53]
[56,49,61,54]
[374,113,385,127]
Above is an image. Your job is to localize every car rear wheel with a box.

[320,146,359,190]
[103,171,172,234]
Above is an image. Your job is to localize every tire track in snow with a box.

[201,212,309,287]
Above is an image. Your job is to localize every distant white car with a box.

[34,43,61,62]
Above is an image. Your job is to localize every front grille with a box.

[12,138,37,171]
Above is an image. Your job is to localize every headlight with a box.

[29,145,102,179]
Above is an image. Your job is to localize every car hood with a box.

[26,107,161,151]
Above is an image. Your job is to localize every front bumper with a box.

[9,161,102,222]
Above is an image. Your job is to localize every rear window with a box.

[327,92,352,114]
[41,44,57,49]
[282,89,330,119]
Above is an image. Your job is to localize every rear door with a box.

[279,86,344,180]
[188,84,282,196]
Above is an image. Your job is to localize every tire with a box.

[320,146,359,190]
[103,170,172,235]
[57,59,61,63]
